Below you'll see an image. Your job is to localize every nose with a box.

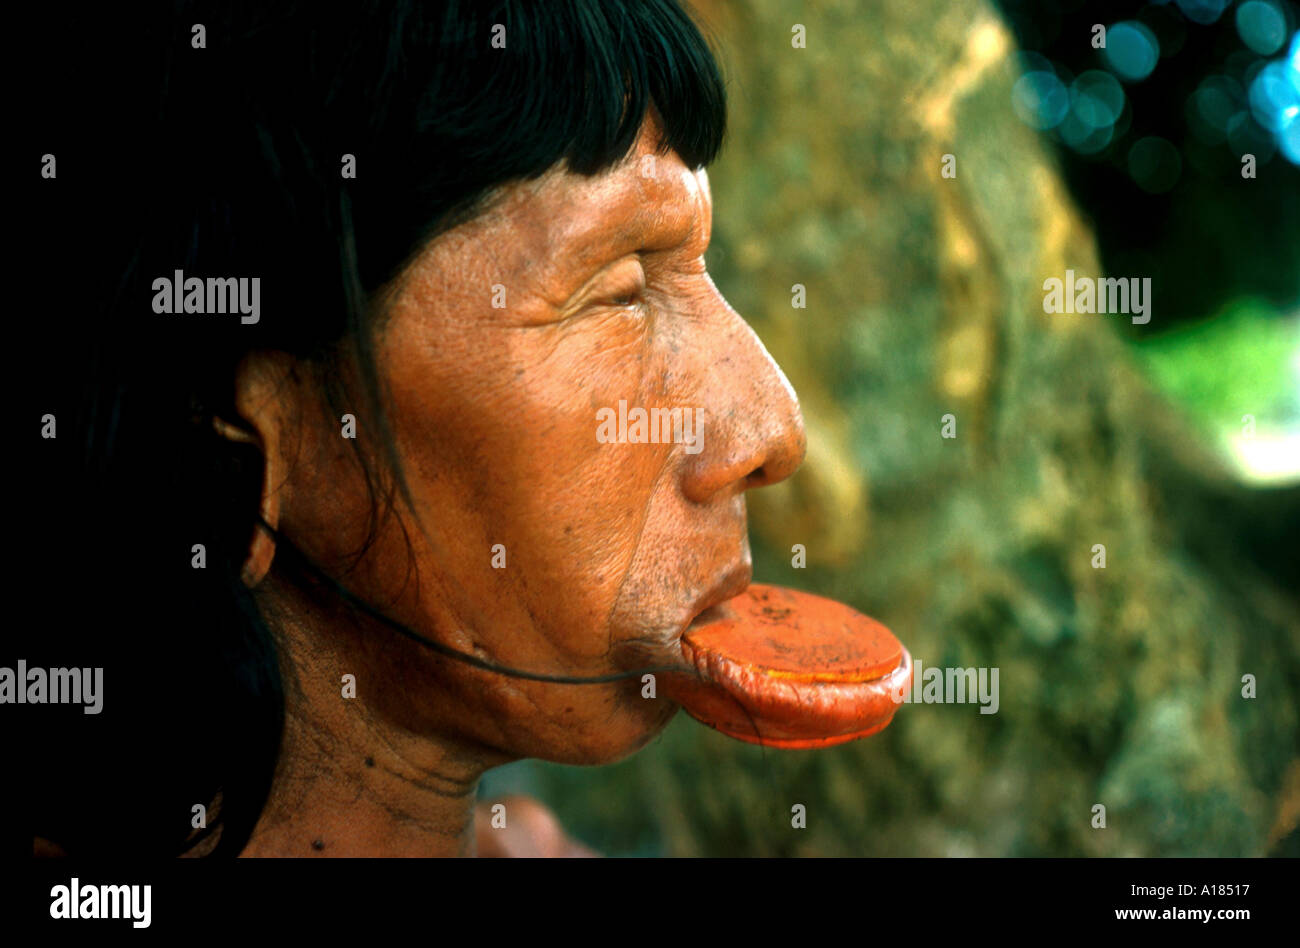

[680,289,806,504]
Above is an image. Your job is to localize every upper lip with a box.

[682,562,752,634]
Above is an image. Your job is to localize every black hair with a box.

[20,0,726,857]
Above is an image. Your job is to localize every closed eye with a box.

[595,257,648,310]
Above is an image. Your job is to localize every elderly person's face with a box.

[245,116,805,770]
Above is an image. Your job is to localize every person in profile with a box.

[22,0,808,856]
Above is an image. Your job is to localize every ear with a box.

[213,352,298,588]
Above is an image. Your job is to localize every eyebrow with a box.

[589,196,696,255]
[555,188,701,293]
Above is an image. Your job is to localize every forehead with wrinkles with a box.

[403,119,712,308]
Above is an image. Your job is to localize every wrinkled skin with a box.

[232,115,806,856]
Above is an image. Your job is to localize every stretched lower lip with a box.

[662,584,913,749]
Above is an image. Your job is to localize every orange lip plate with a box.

[661,584,912,749]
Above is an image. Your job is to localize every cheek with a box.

[378,298,684,662]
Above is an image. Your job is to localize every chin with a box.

[540,692,681,766]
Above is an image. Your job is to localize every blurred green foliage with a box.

[1135,302,1297,439]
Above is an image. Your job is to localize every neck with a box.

[240,578,498,857]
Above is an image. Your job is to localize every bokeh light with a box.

[1249,59,1300,132]
[1012,69,1069,129]
[1226,110,1277,160]
[1279,30,1300,163]
[1176,0,1232,26]
[1187,74,1245,143]
[1224,48,1269,88]
[1008,13,1300,167]
[1281,113,1300,162]
[1140,3,1189,58]
[1060,110,1116,154]
[1071,70,1127,129]
[1103,21,1161,81]
[1128,135,1183,192]
[1236,0,1290,55]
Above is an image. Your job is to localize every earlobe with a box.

[241,513,279,589]
[214,353,296,589]
[213,414,282,588]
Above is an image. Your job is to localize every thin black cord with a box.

[253,515,699,686]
